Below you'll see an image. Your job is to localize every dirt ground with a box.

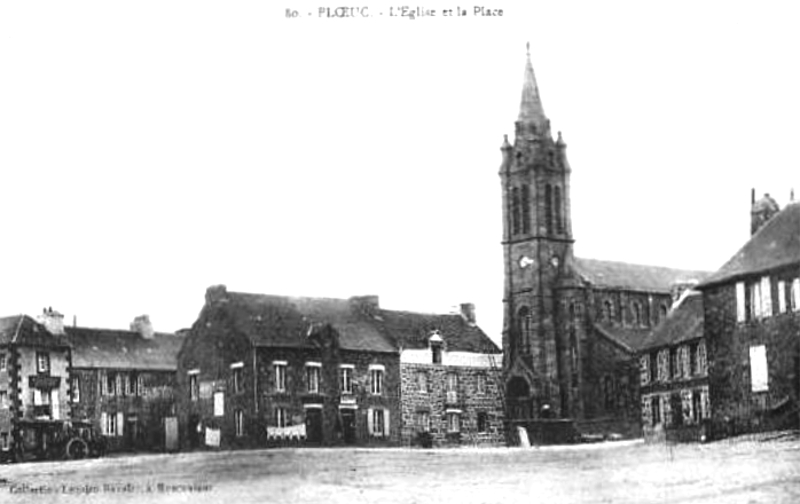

[3,433,800,504]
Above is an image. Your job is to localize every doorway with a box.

[341,409,356,444]
[305,408,323,444]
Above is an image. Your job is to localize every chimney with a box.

[349,295,380,314]
[205,284,229,305]
[460,303,476,324]
[751,192,781,235]
[38,307,65,335]
[130,314,155,339]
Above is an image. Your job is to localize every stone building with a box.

[0,311,72,458]
[696,195,800,437]
[367,303,504,447]
[499,46,708,441]
[65,314,184,453]
[638,291,710,442]
[176,286,401,450]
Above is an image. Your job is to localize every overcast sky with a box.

[2,1,799,343]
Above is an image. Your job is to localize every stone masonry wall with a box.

[400,360,504,447]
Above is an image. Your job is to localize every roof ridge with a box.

[576,256,710,274]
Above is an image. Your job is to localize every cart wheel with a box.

[65,438,89,460]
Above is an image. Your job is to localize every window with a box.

[446,411,461,433]
[104,372,117,397]
[511,187,521,235]
[116,373,125,396]
[234,409,244,437]
[477,411,488,433]
[0,352,5,372]
[446,373,458,402]
[32,388,51,406]
[544,184,553,235]
[340,365,354,394]
[747,276,774,320]
[554,186,563,234]
[633,303,642,327]
[792,278,800,312]
[660,304,669,321]
[369,408,388,437]
[275,407,288,428]
[749,345,769,392]
[517,307,532,354]
[641,396,652,426]
[102,411,121,437]
[670,348,679,380]
[274,362,287,392]
[691,391,702,424]
[639,355,650,386]
[679,346,690,379]
[650,352,658,384]
[657,349,669,382]
[670,393,683,426]
[36,352,50,374]
[189,373,199,401]
[0,391,7,408]
[213,391,225,416]
[416,411,430,432]
[603,300,614,323]
[306,363,321,394]
[417,371,428,393]
[71,377,80,403]
[521,184,531,234]
[697,341,707,376]
[476,373,486,395]
[736,281,746,322]
[778,280,787,313]
[370,367,384,395]
[130,372,139,396]
[136,374,145,396]
[431,343,442,364]
[0,432,7,451]
[231,363,244,394]
[651,396,661,426]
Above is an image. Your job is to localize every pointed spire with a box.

[518,42,547,127]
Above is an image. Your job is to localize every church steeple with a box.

[518,42,547,128]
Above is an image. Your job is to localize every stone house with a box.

[176,286,401,450]
[696,195,800,437]
[65,315,184,453]
[638,291,710,442]
[364,303,504,447]
[498,46,708,441]
[0,311,72,457]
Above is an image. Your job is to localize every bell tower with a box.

[500,44,574,419]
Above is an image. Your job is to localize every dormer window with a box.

[430,330,444,364]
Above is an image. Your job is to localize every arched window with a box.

[544,184,553,235]
[603,300,614,323]
[517,307,532,355]
[521,185,531,234]
[633,302,642,327]
[511,187,520,235]
[554,186,563,234]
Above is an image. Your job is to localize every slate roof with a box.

[639,293,704,351]
[593,323,651,353]
[368,309,501,354]
[66,327,183,370]
[574,257,709,293]
[698,202,800,289]
[0,315,71,348]
[214,292,397,353]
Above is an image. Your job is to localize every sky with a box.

[1,1,799,343]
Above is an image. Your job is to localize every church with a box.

[499,46,708,440]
